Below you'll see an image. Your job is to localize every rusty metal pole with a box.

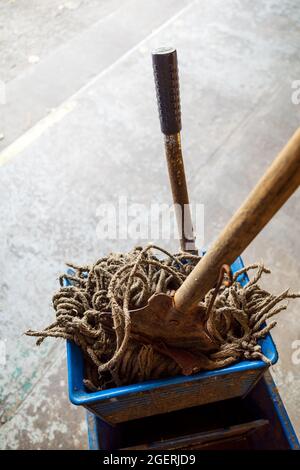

[152,47,197,254]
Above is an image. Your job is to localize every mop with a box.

[26,49,300,391]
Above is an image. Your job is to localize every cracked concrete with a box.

[0,0,299,449]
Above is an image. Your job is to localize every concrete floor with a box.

[0,0,300,449]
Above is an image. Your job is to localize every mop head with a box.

[26,245,299,391]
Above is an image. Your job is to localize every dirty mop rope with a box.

[26,246,299,391]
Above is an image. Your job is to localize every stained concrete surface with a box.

[0,0,300,449]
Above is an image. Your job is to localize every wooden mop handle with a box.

[174,128,300,312]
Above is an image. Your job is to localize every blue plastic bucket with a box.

[66,256,278,424]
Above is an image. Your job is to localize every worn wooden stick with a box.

[152,47,197,253]
[174,128,300,313]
